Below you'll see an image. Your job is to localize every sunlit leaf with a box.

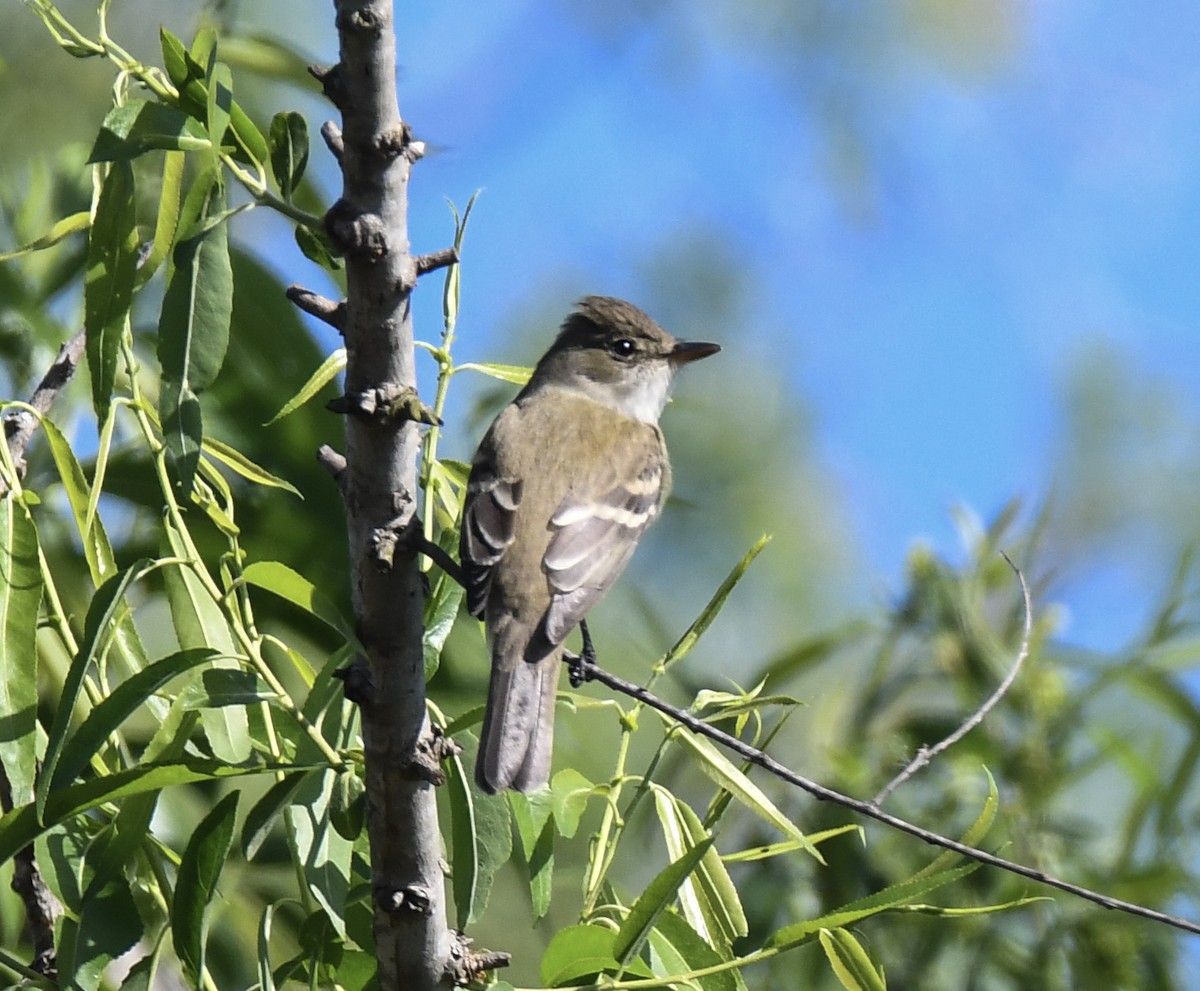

[0,496,42,807]
[820,928,887,991]
[264,348,345,425]
[0,210,90,263]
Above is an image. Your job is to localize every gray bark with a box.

[328,2,450,987]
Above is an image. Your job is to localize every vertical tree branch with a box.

[328,2,449,988]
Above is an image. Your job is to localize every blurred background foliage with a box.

[4,0,1200,989]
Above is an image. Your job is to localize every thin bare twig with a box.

[872,552,1033,807]
[573,654,1200,939]
[1,329,87,495]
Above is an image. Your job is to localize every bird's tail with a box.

[475,619,561,794]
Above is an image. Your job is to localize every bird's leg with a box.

[566,619,598,688]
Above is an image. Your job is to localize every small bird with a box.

[461,296,720,793]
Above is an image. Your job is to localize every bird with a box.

[460,295,720,793]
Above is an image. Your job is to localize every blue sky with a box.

[239,0,1200,653]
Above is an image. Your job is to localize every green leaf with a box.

[51,648,217,790]
[206,61,233,164]
[455,361,532,385]
[2,759,310,867]
[161,521,250,764]
[329,767,365,841]
[87,100,210,162]
[647,909,743,991]
[136,149,186,288]
[85,160,139,421]
[445,730,511,924]
[180,667,275,709]
[0,210,90,262]
[291,770,353,937]
[767,864,978,950]
[294,224,343,272]
[161,27,198,92]
[550,768,593,839]
[158,168,233,495]
[269,111,309,201]
[172,792,239,985]
[62,871,144,991]
[264,348,345,425]
[510,789,555,920]
[445,739,480,929]
[38,559,155,822]
[40,416,117,584]
[663,535,770,669]
[614,839,713,967]
[201,435,302,496]
[423,546,465,680]
[654,789,747,947]
[241,560,356,643]
[675,729,822,861]
[819,928,887,991]
[540,925,620,987]
[0,497,43,807]
[242,771,311,860]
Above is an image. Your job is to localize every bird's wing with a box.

[461,462,523,619]
[541,438,667,645]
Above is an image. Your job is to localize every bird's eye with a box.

[610,338,637,358]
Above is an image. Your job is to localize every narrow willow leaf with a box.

[673,793,748,942]
[51,648,217,790]
[85,160,139,421]
[819,928,887,991]
[136,149,185,288]
[172,792,239,985]
[455,361,532,385]
[0,210,89,262]
[664,535,770,669]
[206,62,233,164]
[64,871,144,991]
[540,925,620,988]
[423,560,464,680]
[201,436,302,496]
[652,788,709,942]
[442,191,478,329]
[161,521,250,764]
[264,348,346,425]
[242,771,310,861]
[87,101,210,162]
[675,729,821,861]
[180,668,275,709]
[445,741,480,928]
[38,559,154,822]
[722,824,862,863]
[268,111,309,201]
[916,770,998,880]
[241,561,356,643]
[767,864,978,950]
[3,759,312,867]
[0,497,43,807]
[648,909,743,991]
[614,839,713,967]
[158,168,233,495]
[40,417,116,583]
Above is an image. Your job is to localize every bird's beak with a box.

[669,340,721,365]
